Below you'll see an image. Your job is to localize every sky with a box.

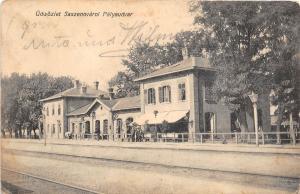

[1,0,195,89]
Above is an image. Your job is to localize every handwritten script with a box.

[19,20,175,57]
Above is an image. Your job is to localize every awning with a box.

[135,110,189,125]
[163,110,189,123]
[135,113,152,125]
[147,112,168,125]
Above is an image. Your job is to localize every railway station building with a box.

[40,50,271,140]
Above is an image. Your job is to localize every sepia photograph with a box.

[1,0,300,193]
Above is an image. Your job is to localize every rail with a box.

[2,168,99,194]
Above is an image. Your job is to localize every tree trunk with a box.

[14,128,18,138]
[9,128,12,138]
[33,129,37,139]
[19,128,23,138]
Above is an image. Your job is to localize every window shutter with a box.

[144,89,148,104]
[159,87,162,103]
[168,86,171,102]
[178,84,181,100]
[153,89,156,104]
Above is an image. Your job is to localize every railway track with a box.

[1,168,100,194]
[2,148,300,192]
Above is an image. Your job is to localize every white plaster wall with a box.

[43,99,65,139]
[142,74,191,114]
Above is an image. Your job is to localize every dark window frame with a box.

[159,85,171,103]
[147,88,156,104]
[178,83,186,101]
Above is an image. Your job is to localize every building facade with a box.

[41,51,272,140]
[135,55,232,137]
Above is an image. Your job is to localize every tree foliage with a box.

[1,73,73,138]
[188,1,300,136]
[108,2,300,130]
[190,1,299,113]
[109,31,206,97]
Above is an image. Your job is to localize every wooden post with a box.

[253,103,259,146]
[200,133,203,144]
[192,133,195,143]
[290,112,296,145]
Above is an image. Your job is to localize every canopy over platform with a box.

[136,110,189,125]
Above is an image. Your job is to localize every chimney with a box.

[108,87,114,100]
[94,81,99,90]
[182,46,189,60]
[73,80,80,89]
[81,85,87,94]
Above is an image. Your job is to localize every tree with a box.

[1,73,73,138]
[190,1,300,132]
[109,31,205,96]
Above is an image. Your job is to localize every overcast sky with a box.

[1,0,195,90]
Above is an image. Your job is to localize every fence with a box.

[154,131,300,145]
[63,131,300,144]
[6,130,299,145]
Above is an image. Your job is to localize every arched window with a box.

[85,121,90,134]
[103,119,108,134]
[95,120,100,133]
[79,123,83,133]
[116,119,122,134]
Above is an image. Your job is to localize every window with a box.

[95,120,100,133]
[47,124,50,133]
[58,104,61,115]
[147,88,156,104]
[52,124,56,133]
[72,123,75,131]
[46,107,49,116]
[116,119,122,135]
[205,112,216,133]
[58,121,61,133]
[85,121,90,134]
[178,83,186,101]
[79,123,83,133]
[103,120,108,134]
[159,85,171,103]
[52,104,55,115]
[205,81,215,102]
